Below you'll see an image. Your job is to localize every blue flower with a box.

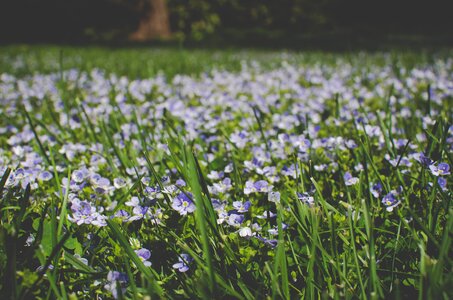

[105,271,128,299]
[135,248,152,267]
[232,200,251,213]
[244,180,272,194]
[297,192,314,207]
[344,172,359,186]
[416,153,433,168]
[438,177,447,191]
[429,162,450,176]
[370,182,383,198]
[171,192,196,215]
[381,191,401,212]
[172,253,193,272]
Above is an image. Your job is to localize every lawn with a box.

[0,46,452,299]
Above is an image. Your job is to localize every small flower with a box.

[429,162,450,176]
[255,235,278,248]
[125,196,140,207]
[370,182,383,198]
[105,271,128,299]
[135,248,152,267]
[172,192,196,215]
[239,226,253,237]
[175,179,186,187]
[232,200,251,213]
[415,153,433,168]
[344,172,359,186]
[297,192,314,207]
[38,171,53,181]
[113,177,127,189]
[381,191,401,212]
[268,191,281,203]
[172,253,193,272]
[244,180,272,194]
[227,213,244,227]
[438,177,447,191]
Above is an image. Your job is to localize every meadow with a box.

[0,46,452,299]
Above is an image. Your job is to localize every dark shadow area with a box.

[0,0,452,50]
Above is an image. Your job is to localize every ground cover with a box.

[0,47,452,299]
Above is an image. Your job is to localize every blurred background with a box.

[0,0,452,49]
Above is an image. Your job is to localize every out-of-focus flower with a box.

[172,253,193,272]
[135,248,152,267]
[430,162,450,176]
[344,172,359,186]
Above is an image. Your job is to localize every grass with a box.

[0,46,452,299]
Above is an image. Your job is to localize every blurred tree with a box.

[129,0,171,41]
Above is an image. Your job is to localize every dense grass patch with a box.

[0,48,452,299]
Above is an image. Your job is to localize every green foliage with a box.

[0,47,452,299]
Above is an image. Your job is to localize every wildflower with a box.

[438,177,447,191]
[172,192,196,215]
[172,254,193,272]
[281,164,297,178]
[128,206,149,222]
[175,179,186,187]
[232,200,251,213]
[239,226,253,237]
[135,248,152,267]
[68,199,107,226]
[415,153,433,168]
[114,210,130,221]
[429,162,450,176]
[370,182,383,198]
[38,171,53,181]
[244,180,272,194]
[256,210,277,219]
[113,177,127,189]
[105,271,128,299]
[207,170,224,180]
[268,191,281,203]
[297,192,314,207]
[227,213,244,227]
[256,235,278,248]
[211,177,233,194]
[125,196,140,207]
[381,191,401,212]
[344,172,359,186]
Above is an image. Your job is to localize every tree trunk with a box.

[129,0,171,41]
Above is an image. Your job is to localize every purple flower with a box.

[175,179,186,187]
[114,210,130,221]
[244,180,272,195]
[68,199,106,226]
[232,200,251,213]
[381,191,401,212]
[438,177,447,191]
[297,192,314,207]
[38,171,53,181]
[415,153,433,168]
[105,271,128,299]
[135,248,152,267]
[128,206,149,222]
[172,253,193,272]
[113,177,127,189]
[171,192,196,215]
[268,191,281,203]
[344,172,359,186]
[370,182,383,198]
[429,162,450,176]
[227,213,244,227]
[281,164,297,178]
[256,235,278,248]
